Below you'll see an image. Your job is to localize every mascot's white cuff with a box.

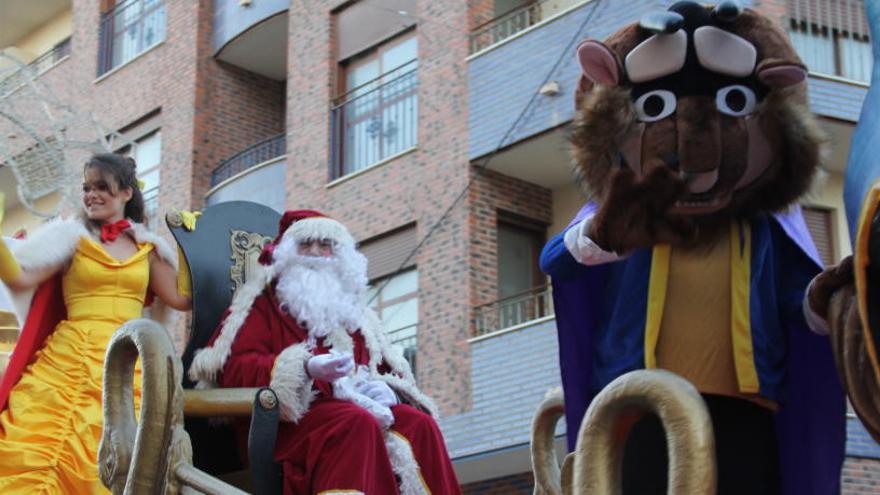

[803,276,831,336]
[270,343,317,423]
[563,217,623,266]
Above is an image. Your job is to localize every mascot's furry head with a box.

[572,0,825,237]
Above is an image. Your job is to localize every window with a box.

[496,221,548,328]
[367,269,419,373]
[331,31,418,178]
[98,0,166,75]
[803,206,836,265]
[788,0,872,83]
[120,131,161,225]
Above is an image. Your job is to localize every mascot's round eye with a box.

[634,90,677,122]
[715,85,757,117]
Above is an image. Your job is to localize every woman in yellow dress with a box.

[0,153,192,493]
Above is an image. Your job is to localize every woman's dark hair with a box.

[83,152,145,224]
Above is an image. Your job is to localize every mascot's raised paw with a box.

[588,166,694,253]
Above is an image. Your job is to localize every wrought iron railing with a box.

[330,62,418,179]
[470,1,544,54]
[788,0,873,83]
[98,0,166,75]
[211,133,286,186]
[473,284,554,337]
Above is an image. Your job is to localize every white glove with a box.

[306,352,355,382]
[355,380,399,407]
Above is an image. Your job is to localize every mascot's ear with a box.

[756,59,808,88]
[577,40,622,86]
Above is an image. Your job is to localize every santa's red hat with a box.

[259,209,355,265]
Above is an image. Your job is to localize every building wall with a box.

[843,457,880,494]
[469,168,552,311]
[0,1,203,229]
[283,0,474,414]
[0,0,285,226]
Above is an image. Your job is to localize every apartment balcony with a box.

[1,37,71,98]
[473,284,554,337]
[0,0,71,50]
[206,133,286,212]
[213,0,288,81]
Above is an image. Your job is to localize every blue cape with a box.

[542,204,845,495]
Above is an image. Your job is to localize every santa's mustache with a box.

[274,255,364,342]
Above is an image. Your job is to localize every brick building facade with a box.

[0,0,877,492]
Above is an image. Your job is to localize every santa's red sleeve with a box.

[217,294,316,423]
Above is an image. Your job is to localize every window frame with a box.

[117,129,162,225]
[330,29,419,180]
[367,267,419,373]
[98,0,166,76]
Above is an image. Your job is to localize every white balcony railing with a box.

[473,284,554,337]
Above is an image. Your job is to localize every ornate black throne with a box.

[168,201,282,493]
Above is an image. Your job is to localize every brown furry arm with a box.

[588,167,694,253]
[806,256,854,329]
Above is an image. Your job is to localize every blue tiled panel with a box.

[846,417,880,459]
[807,77,869,122]
[468,0,661,160]
[439,320,564,458]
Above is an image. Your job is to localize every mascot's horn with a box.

[639,11,684,34]
[713,0,743,22]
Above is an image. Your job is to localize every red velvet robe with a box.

[212,287,461,495]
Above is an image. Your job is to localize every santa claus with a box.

[188,210,460,495]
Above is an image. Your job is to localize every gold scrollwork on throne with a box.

[229,230,273,292]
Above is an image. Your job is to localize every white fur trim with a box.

[12,217,86,272]
[130,222,178,270]
[188,267,272,385]
[5,219,85,323]
[385,431,430,495]
[285,217,355,248]
[377,374,439,418]
[356,308,439,417]
[270,343,316,423]
[564,217,623,265]
[333,373,395,428]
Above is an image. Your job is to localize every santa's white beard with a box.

[272,248,367,346]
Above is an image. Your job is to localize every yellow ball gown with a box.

[0,236,150,494]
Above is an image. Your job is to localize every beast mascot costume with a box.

[540,1,845,494]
